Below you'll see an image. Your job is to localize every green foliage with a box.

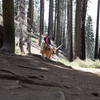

[85,16,94,59]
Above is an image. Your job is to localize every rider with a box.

[44,34,51,48]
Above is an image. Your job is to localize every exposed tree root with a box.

[16,64,49,72]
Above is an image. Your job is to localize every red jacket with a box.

[44,35,51,44]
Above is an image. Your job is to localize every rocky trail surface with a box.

[0,54,100,100]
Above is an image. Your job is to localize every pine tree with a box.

[85,16,94,59]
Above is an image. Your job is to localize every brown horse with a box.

[40,43,56,58]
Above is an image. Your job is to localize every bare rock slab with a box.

[0,87,65,100]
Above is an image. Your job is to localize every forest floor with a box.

[0,35,100,100]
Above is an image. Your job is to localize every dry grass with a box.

[58,58,100,68]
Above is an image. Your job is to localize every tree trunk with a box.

[27,0,34,53]
[56,0,61,47]
[39,0,44,45]
[75,0,82,59]
[75,0,88,60]
[18,0,25,53]
[66,0,73,61]
[48,0,54,39]
[94,0,100,59]
[53,0,57,41]
[27,0,34,31]
[81,0,88,59]
[14,0,19,16]
[1,0,15,54]
[61,0,67,52]
[0,1,2,14]
[0,25,4,48]
[18,0,25,19]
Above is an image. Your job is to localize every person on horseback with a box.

[44,34,51,49]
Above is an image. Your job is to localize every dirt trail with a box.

[72,66,100,75]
